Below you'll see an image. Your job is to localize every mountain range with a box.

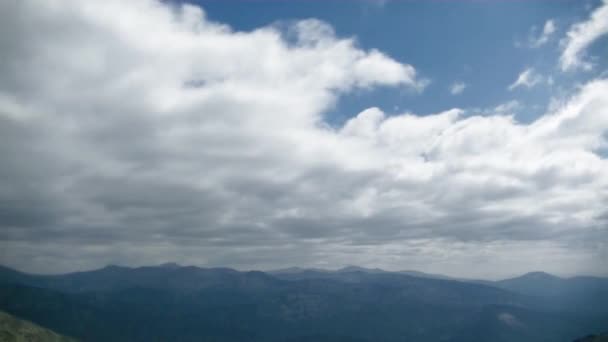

[0,264,606,341]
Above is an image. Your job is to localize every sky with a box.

[0,0,607,279]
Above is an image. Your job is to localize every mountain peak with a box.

[101,264,129,271]
[519,271,561,280]
[270,267,306,274]
[338,265,385,273]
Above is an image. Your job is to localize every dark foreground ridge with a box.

[0,264,606,342]
[573,333,608,342]
[0,310,77,342]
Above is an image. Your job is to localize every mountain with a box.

[336,266,386,274]
[270,267,332,274]
[0,264,281,293]
[398,270,459,281]
[269,266,473,282]
[0,310,77,342]
[573,333,608,342]
[496,272,570,296]
[496,272,608,297]
[269,266,454,283]
[0,265,606,342]
[494,272,608,315]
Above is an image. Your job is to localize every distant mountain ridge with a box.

[270,265,463,279]
[0,264,279,293]
[0,264,606,342]
[4,264,605,283]
[496,271,608,296]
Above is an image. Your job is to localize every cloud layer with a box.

[0,0,607,278]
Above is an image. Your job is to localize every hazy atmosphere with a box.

[1,0,608,279]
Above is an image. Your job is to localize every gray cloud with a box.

[0,0,607,279]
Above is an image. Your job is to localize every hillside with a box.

[573,334,608,342]
[0,310,76,342]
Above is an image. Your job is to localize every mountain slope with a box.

[496,272,608,297]
[573,333,608,342]
[494,272,608,315]
[0,310,77,342]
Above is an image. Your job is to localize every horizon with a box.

[1,0,608,280]
[2,262,606,281]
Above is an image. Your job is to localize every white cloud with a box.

[0,0,607,278]
[492,100,521,115]
[543,19,557,36]
[530,19,556,48]
[449,82,467,95]
[508,68,543,91]
[560,0,608,71]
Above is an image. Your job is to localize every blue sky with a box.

[1,0,608,278]
[195,0,606,125]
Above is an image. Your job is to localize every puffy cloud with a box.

[449,82,467,95]
[508,68,543,90]
[560,0,608,71]
[542,20,557,38]
[0,0,607,278]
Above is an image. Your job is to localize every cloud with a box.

[508,68,543,91]
[492,100,521,115]
[530,19,556,48]
[560,0,608,71]
[0,0,607,278]
[449,82,467,95]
